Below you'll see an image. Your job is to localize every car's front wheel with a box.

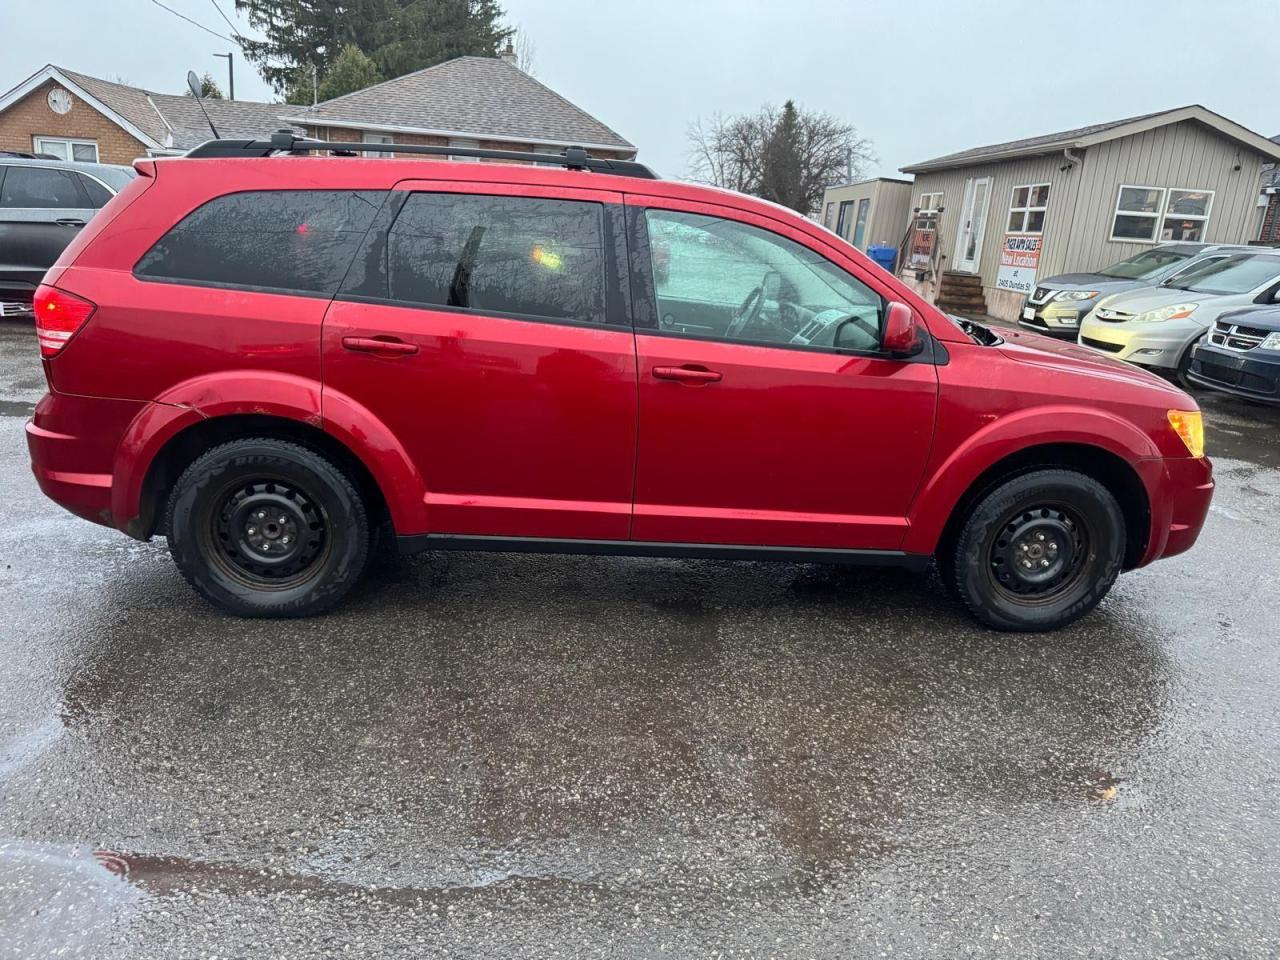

[165,438,371,617]
[950,469,1125,632]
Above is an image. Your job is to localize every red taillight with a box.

[34,284,96,357]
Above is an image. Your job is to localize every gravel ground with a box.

[1,318,1278,959]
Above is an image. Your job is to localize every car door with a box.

[627,197,938,551]
[324,181,637,541]
[0,164,95,296]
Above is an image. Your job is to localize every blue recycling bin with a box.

[867,244,897,274]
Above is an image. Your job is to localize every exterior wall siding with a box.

[817,179,912,251]
[0,79,149,165]
[905,120,1270,320]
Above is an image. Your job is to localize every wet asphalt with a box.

[0,318,1278,959]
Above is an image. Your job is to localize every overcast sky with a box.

[1,0,1275,178]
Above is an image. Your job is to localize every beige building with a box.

[897,105,1280,321]
[818,177,913,252]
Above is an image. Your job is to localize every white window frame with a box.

[1160,187,1214,242]
[361,132,395,158]
[918,191,942,214]
[34,136,98,162]
[1007,182,1050,235]
[448,137,480,162]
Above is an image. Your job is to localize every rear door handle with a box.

[652,365,722,384]
[55,218,86,227]
[342,336,419,356]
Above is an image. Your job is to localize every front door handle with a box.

[342,336,419,356]
[55,218,86,227]
[653,364,722,384]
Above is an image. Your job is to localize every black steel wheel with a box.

[950,469,1125,632]
[165,438,371,617]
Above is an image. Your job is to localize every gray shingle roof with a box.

[903,110,1169,173]
[58,67,299,150]
[282,56,634,152]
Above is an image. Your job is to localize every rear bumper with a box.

[26,391,145,529]
[1136,455,1214,565]
[1187,343,1280,404]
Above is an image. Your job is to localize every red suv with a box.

[26,135,1213,631]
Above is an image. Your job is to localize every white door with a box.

[954,177,991,273]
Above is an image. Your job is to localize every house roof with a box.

[902,105,1280,174]
[280,56,635,154]
[0,65,300,153]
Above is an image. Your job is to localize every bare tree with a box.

[512,25,536,75]
[687,101,875,217]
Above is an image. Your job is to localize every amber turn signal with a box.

[1167,410,1205,458]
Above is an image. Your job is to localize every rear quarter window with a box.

[134,190,384,295]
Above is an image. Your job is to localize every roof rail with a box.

[184,131,659,179]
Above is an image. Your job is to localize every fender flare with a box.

[902,405,1161,555]
[113,371,428,536]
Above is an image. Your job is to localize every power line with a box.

[206,0,245,40]
[146,0,233,43]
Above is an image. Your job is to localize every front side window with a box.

[1007,182,1050,234]
[644,208,884,353]
[386,193,607,325]
[135,190,383,294]
[0,166,84,208]
[34,137,98,163]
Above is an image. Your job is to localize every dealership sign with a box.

[995,234,1042,294]
[908,228,936,269]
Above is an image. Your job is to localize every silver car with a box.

[1077,251,1280,383]
[1020,243,1254,340]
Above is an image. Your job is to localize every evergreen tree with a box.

[315,44,383,103]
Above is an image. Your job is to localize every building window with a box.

[918,192,942,213]
[448,138,479,162]
[1007,183,1050,234]
[361,132,394,158]
[1110,185,1215,243]
[823,202,834,227]
[34,137,98,162]
[1161,188,1213,242]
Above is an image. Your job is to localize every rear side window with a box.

[385,193,606,325]
[0,166,85,209]
[135,190,384,295]
[78,174,113,208]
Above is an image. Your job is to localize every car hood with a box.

[1097,285,1219,313]
[995,325,1186,395]
[1039,272,1145,295]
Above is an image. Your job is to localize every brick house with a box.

[0,65,299,164]
[280,51,636,161]
[0,54,635,167]
[1260,135,1280,245]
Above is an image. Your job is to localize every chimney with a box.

[500,41,517,66]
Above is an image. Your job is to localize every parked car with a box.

[1077,251,1280,384]
[1187,305,1280,404]
[26,136,1213,632]
[0,158,136,314]
[1019,243,1254,340]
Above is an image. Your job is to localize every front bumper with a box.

[1019,298,1088,340]
[1076,315,1200,370]
[1187,341,1280,404]
[1135,455,1214,565]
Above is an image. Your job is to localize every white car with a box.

[1077,251,1280,383]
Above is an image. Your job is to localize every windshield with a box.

[1164,255,1280,295]
[1099,247,1190,279]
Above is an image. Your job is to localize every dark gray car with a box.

[1019,242,1254,340]
[0,158,135,315]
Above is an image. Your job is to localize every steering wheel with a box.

[725,283,765,340]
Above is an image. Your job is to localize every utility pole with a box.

[213,51,234,100]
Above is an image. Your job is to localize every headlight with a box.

[1133,302,1198,324]
[1053,290,1100,301]
[1167,410,1205,458]
[1261,333,1280,351]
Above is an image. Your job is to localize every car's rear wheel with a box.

[165,438,370,617]
[950,469,1125,632]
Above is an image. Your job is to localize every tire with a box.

[1173,341,1197,391]
[949,469,1125,632]
[165,438,371,617]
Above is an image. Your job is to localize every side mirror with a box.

[881,301,923,357]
